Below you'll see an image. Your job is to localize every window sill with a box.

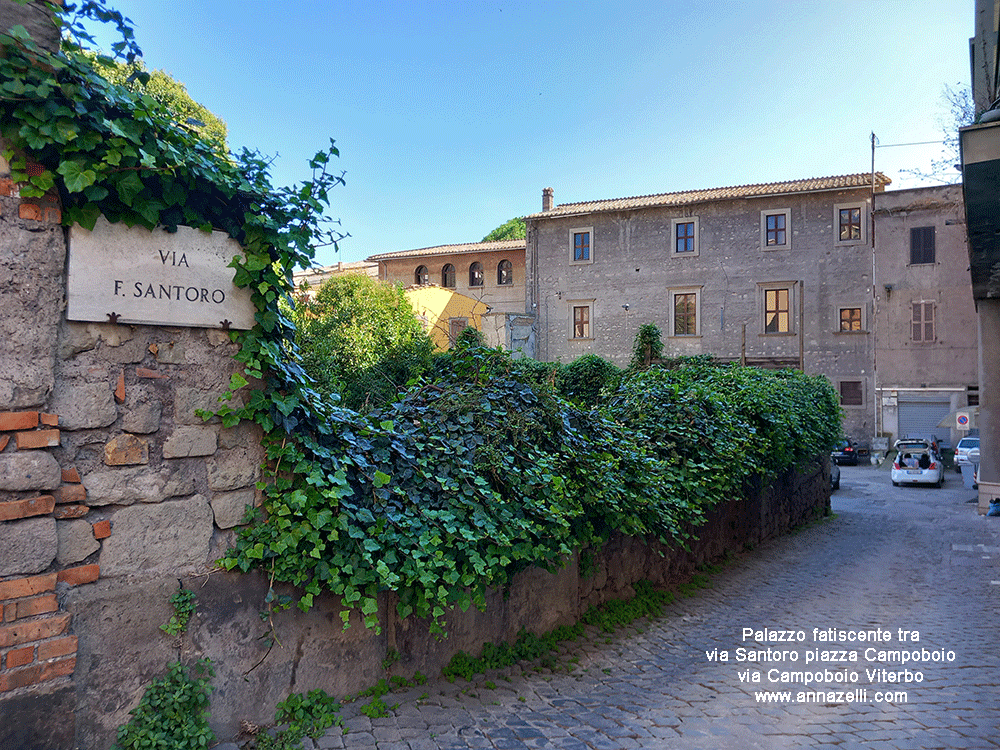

[569,337,594,342]
[667,334,703,339]
[759,332,797,337]
[833,330,868,335]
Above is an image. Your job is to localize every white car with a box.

[891,438,944,487]
[954,436,980,473]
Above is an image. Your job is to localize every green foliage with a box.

[80,52,228,151]
[291,275,434,411]
[506,357,560,393]
[112,660,214,750]
[629,323,664,370]
[555,353,621,407]
[442,580,674,681]
[3,6,841,638]
[250,689,343,750]
[160,587,195,636]
[481,216,525,242]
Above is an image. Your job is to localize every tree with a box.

[291,275,434,411]
[482,216,525,242]
[901,83,974,184]
[84,53,228,151]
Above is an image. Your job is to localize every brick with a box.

[18,202,42,222]
[2,603,14,622]
[0,177,16,197]
[0,613,70,648]
[60,467,81,484]
[57,564,98,587]
[136,367,168,379]
[0,412,38,432]
[53,484,86,504]
[53,504,88,520]
[91,519,110,539]
[14,594,58,620]
[14,430,60,450]
[39,413,58,427]
[114,371,125,403]
[43,206,61,223]
[0,656,75,692]
[24,161,44,177]
[0,495,55,522]
[37,635,76,662]
[0,436,8,452]
[0,573,56,602]
[5,645,34,669]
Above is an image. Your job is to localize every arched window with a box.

[469,262,484,287]
[415,265,429,285]
[442,264,456,288]
[497,259,513,286]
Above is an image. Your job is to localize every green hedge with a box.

[222,348,841,631]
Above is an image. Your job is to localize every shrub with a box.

[555,354,621,407]
[629,323,663,370]
[291,275,435,411]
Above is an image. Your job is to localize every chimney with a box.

[542,187,553,211]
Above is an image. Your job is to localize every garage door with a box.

[898,400,951,442]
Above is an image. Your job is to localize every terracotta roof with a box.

[524,173,892,219]
[367,238,525,262]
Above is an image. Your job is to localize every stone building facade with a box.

[524,174,889,439]
[873,184,979,447]
[368,239,533,353]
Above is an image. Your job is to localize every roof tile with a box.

[525,173,891,219]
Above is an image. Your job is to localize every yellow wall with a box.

[404,285,489,350]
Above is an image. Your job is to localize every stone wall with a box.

[0,154,265,748]
[61,459,829,748]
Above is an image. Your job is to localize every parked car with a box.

[954,436,980,473]
[891,438,944,487]
[832,438,860,466]
[831,461,840,491]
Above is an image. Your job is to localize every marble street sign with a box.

[67,217,256,329]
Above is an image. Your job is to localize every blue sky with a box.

[92,1,971,266]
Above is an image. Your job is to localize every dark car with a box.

[832,438,860,466]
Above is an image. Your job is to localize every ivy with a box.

[111,660,214,750]
[1,4,842,639]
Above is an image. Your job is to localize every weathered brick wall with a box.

[0,149,265,748]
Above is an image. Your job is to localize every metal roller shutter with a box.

[897,400,951,442]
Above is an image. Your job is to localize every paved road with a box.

[292,464,1000,750]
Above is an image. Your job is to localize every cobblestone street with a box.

[281,465,1000,750]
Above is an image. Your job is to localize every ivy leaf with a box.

[114,171,144,204]
[372,471,391,488]
[57,159,98,193]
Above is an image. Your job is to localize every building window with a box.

[570,228,593,264]
[968,385,980,407]
[839,380,864,407]
[415,265,429,285]
[497,259,513,285]
[834,202,866,245]
[669,287,701,336]
[912,301,935,342]
[671,217,699,256]
[469,262,484,287]
[761,209,791,249]
[571,304,592,339]
[442,264,456,288]
[764,288,790,333]
[910,226,935,265]
[448,317,468,345]
[839,307,862,332]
